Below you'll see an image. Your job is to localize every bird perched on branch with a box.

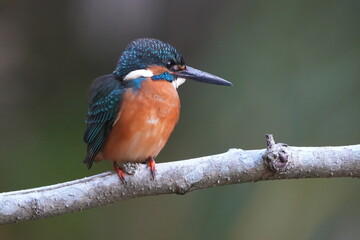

[83,38,232,183]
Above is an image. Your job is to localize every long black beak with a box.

[175,66,232,86]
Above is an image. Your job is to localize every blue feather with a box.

[83,74,124,168]
[114,38,184,79]
[151,72,175,82]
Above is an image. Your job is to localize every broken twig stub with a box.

[263,134,289,172]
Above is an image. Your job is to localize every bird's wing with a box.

[83,74,125,168]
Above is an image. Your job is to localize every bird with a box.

[83,38,232,183]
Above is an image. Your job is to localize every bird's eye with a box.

[166,60,181,72]
[166,60,176,69]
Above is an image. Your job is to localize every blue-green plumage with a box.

[151,72,175,82]
[114,38,184,79]
[83,74,152,168]
[83,74,124,168]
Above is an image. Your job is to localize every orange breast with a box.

[97,78,180,163]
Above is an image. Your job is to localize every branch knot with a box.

[263,134,289,173]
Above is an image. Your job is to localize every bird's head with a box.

[114,38,232,88]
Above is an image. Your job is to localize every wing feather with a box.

[83,74,124,168]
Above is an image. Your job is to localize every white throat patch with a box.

[123,69,186,89]
[172,77,186,89]
[123,69,153,81]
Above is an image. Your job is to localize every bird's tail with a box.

[83,151,94,169]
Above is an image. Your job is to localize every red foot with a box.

[147,157,156,180]
[113,161,126,184]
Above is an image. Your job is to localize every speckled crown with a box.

[114,38,184,79]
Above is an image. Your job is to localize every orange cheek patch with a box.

[147,65,169,75]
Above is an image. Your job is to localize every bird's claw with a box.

[147,157,156,180]
[113,161,127,184]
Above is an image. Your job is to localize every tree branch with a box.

[1,135,359,225]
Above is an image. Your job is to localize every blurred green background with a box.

[1,0,359,239]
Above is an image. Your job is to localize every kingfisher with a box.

[83,38,232,183]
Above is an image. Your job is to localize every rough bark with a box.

[0,135,359,225]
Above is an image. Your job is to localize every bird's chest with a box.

[122,79,180,126]
[101,79,180,162]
